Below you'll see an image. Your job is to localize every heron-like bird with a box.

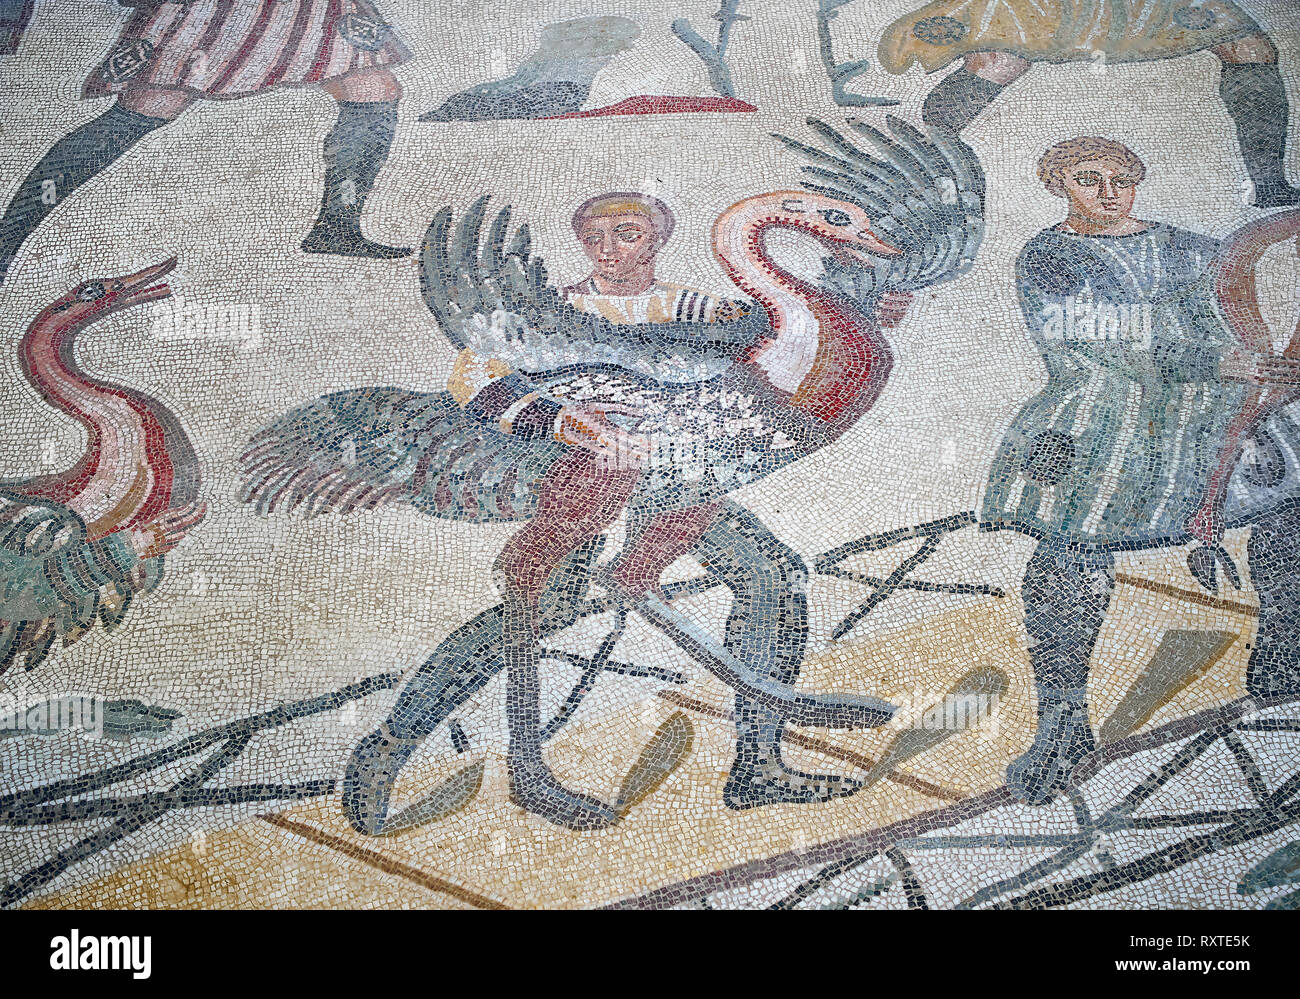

[242,118,986,830]
[0,258,205,673]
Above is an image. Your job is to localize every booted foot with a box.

[724,753,862,810]
[508,753,619,831]
[1006,690,1095,805]
[1253,181,1300,209]
[300,222,411,259]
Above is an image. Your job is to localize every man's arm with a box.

[447,348,563,438]
[448,347,650,463]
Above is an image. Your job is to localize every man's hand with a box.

[715,300,751,323]
[129,501,208,559]
[1220,349,1300,387]
[554,403,651,469]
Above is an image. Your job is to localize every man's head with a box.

[1038,137,1146,227]
[571,192,675,292]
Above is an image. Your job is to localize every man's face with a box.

[578,213,659,283]
[1058,158,1140,224]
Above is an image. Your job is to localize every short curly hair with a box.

[1037,137,1146,196]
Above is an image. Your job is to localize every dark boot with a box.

[301,99,410,258]
[1006,683,1096,805]
[921,68,1011,133]
[1219,63,1300,208]
[500,584,617,831]
[0,103,168,283]
[1245,506,1300,699]
[1006,540,1113,804]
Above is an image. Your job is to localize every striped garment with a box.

[981,223,1253,547]
[0,0,33,55]
[81,0,411,99]
[562,279,738,325]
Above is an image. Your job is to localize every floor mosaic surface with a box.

[2,0,1300,911]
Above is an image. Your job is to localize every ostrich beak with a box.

[116,256,178,309]
[830,229,899,267]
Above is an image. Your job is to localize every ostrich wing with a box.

[0,490,162,673]
[239,387,562,523]
[420,196,769,381]
[776,116,986,305]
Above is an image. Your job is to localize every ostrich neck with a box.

[714,206,889,425]
[715,214,824,393]
[17,314,173,536]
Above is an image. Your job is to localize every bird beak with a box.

[116,256,178,308]
[829,229,899,267]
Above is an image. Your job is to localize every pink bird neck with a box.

[713,201,891,425]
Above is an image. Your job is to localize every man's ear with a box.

[1045,180,1067,199]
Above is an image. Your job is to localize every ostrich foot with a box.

[507,750,619,831]
[300,222,411,259]
[1006,691,1095,806]
[724,752,862,810]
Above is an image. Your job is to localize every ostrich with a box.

[0,258,206,673]
[242,118,986,830]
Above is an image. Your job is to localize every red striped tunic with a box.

[82,0,411,99]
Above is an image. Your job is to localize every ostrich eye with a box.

[820,209,852,227]
[75,283,106,302]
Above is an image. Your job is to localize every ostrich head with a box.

[37,257,177,332]
[713,190,899,269]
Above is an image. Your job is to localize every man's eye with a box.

[1115,178,1134,188]
[619,232,641,242]
[1075,176,1099,186]
[820,208,851,227]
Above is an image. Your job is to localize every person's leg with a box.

[0,86,191,284]
[1245,503,1300,699]
[667,501,858,808]
[1214,35,1300,208]
[609,503,721,598]
[303,67,409,258]
[1006,535,1114,804]
[494,451,639,830]
[343,539,601,835]
[921,51,1031,133]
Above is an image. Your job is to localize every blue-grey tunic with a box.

[981,222,1248,546]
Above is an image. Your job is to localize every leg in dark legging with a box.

[0,94,183,283]
[304,67,410,257]
[1006,535,1113,804]
[343,539,601,835]
[920,51,1031,133]
[1214,36,1300,208]
[494,451,639,830]
[1245,504,1300,699]
[688,501,861,809]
